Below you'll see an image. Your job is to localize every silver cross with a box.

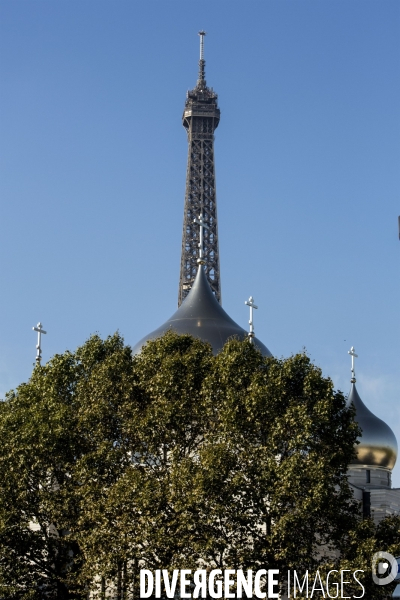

[348,346,358,383]
[33,322,47,366]
[245,296,258,343]
[193,213,209,265]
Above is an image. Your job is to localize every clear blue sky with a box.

[1,1,399,482]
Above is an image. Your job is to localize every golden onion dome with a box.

[347,383,398,470]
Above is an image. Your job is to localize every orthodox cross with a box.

[33,322,47,366]
[245,296,258,343]
[194,213,209,265]
[348,346,358,383]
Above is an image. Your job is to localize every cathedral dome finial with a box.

[194,213,208,265]
[245,296,258,344]
[348,346,358,383]
[346,347,398,470]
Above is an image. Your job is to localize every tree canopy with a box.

[0,332,398,598]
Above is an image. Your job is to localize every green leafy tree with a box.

[0,334,135,598]
[337,515,400,599]
[0,331,398,599]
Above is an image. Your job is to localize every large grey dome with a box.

[132,265,272,357]
[347,383,398,470]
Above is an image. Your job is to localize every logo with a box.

[372,552,399,586]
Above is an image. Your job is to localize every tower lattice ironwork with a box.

[178,32,221,306]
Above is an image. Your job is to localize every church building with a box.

[133,32,400,526]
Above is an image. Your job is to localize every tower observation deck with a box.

[178,32,221,306]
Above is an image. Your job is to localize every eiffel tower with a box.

[178,32,221,306]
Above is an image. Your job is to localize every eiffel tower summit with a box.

[178,31,221,306]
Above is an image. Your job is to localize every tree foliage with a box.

[0,331,398,598]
